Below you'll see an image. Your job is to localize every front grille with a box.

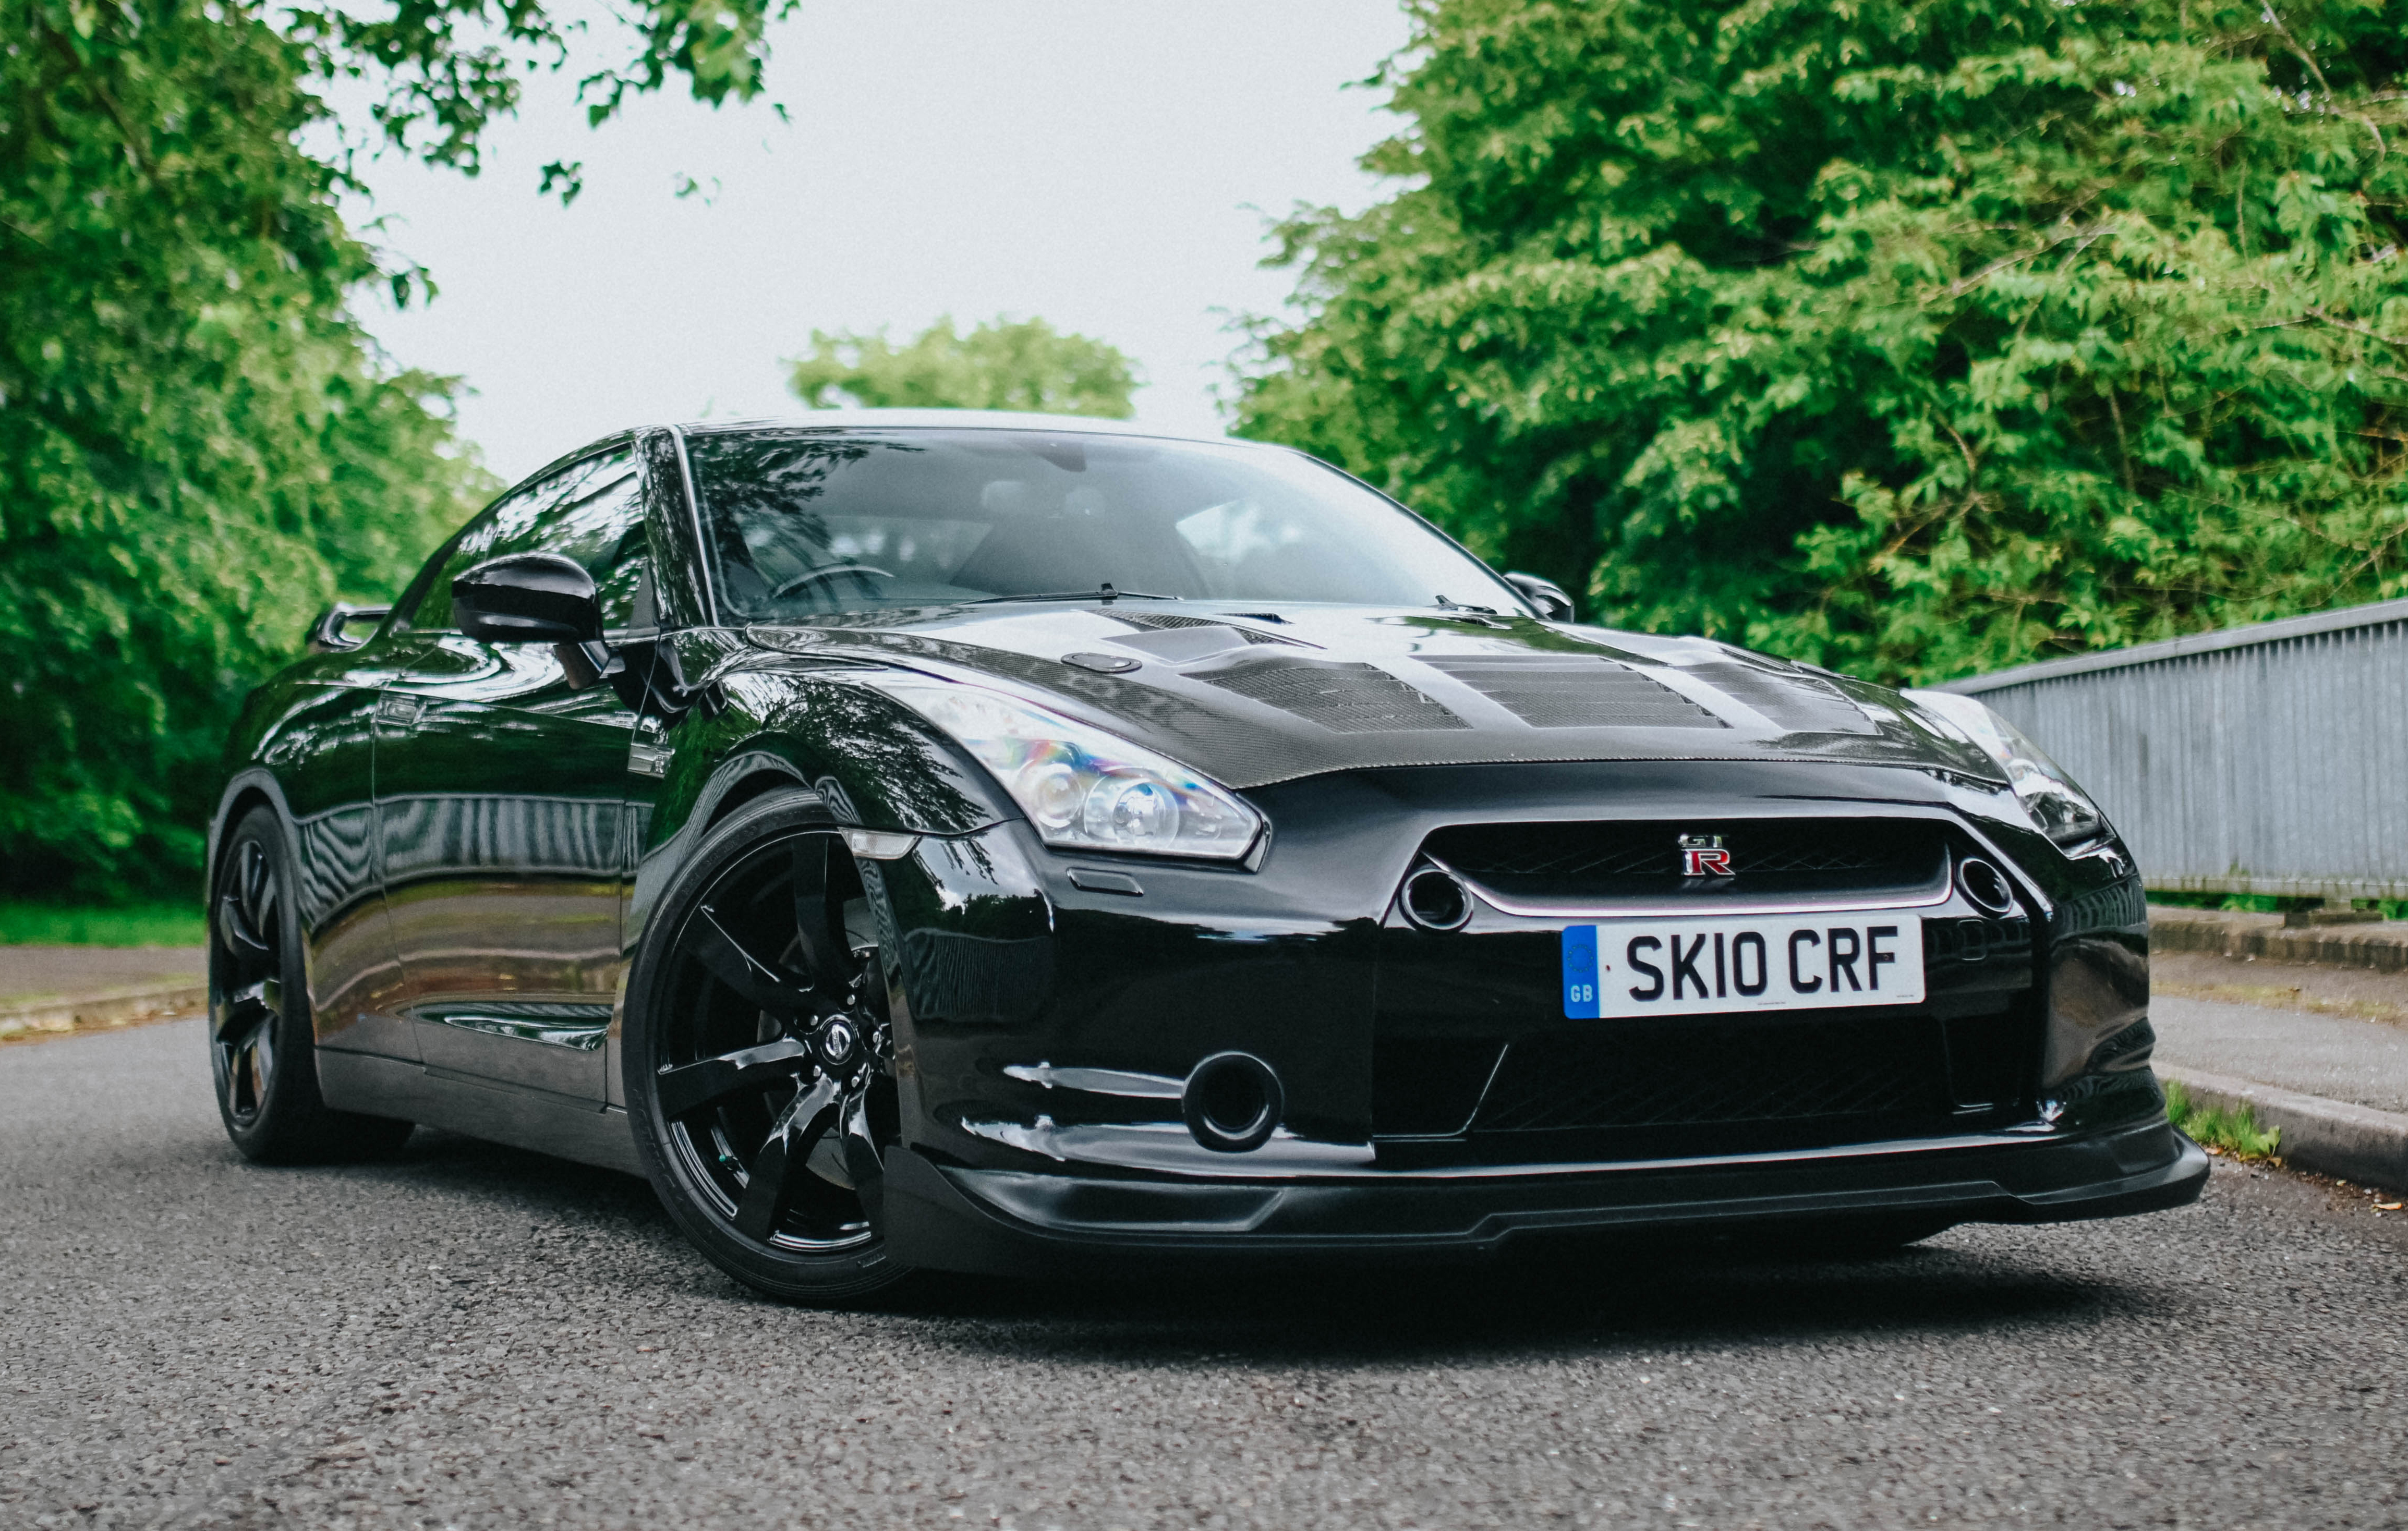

[1424,817,1949,902]
[1200,657,1471,733]
[1473,1015,1947,1134]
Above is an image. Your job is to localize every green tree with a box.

[3,0,796,897]
[790,315,1141,418]
[1234,0,2408,683]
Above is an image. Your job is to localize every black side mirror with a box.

[453,553,603,645]
[1504,571,1576,622]
[307,603,389,654]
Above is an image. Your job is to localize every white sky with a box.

[342,1,1417,484]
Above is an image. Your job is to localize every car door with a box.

[261,638,421,1065]
[373,446,655,1103]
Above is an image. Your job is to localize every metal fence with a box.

[1934,598,2408,900]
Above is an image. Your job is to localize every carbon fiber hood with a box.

[744,605,2004,791]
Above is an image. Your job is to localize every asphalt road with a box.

[4,1021,2405,1530]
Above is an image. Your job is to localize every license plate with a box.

[1561,913,1925,1019]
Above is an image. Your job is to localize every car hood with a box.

[743,605,2003,791]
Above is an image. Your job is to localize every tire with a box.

[623,792,914,1305]
[209,806,414,1163]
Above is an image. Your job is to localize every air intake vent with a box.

[1417,654,1726,729]
[1200,658,1469,734]
[1680,660,1876,734]
[1110,611,1299,646]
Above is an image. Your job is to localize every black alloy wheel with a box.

[209,806,413,1162]
[625,793,912,1304]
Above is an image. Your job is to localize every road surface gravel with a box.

[3,1019,2403,1530]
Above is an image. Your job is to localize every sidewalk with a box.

[0,945,207,1042]
[2146,906,2408,1188]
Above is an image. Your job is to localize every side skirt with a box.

[317,1049,645,1177]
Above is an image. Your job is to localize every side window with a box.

[395,449,649,633]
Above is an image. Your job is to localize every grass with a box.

[2164,1079,2283,1163]
[0,902,208,947]
[2148,890,2408,920]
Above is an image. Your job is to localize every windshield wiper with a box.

[970,584,1183,606]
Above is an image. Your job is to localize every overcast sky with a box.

[341,1,1416,484]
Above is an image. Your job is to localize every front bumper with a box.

[882,1118,2208,1275]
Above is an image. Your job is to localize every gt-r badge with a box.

[1678,833,1734,877]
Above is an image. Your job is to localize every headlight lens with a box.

[880,681,1263,859]
[1905,690,2113,852]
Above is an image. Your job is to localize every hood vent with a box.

[1418,654,1726,730]
[1110,611,1303,646]
[1200,657,1470,734]
[1680,660,1878,735]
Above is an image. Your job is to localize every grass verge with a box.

[2165,1078,2283,1163]
[0,902,207,947]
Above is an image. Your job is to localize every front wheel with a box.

[623,794,913,1305]
[209,806,413,1163]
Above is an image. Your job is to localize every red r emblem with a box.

[1678,835,1734,877]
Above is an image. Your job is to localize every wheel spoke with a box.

[653,1036,812,1119]
[215,980,272,1042]
[733,1072,842,1241]
[791,836,855,1001]
[692,907,814,1015]
[219,891,270,958]
[839,1085,885,1228]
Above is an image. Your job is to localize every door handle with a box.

[376,694,425,728]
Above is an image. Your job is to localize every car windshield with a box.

[683,427,1524,619]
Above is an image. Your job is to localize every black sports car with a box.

[208,410,2204,1302]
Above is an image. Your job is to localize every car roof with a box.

[517,410,1271,493]
[677,408,1246,445]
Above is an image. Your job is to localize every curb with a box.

[0,980,208,1041]
[2149,908,2408,975]
[2160,1064,2408,1192]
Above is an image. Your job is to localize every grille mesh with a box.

[1419,654,1726,730]
[1429,818,1939,893]
[1473,1017,1947,1134]
[1200,658,1470,733]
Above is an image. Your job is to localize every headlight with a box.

[1904,690,2113,852]
[879,681,1264,860]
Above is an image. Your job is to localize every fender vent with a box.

[1417,654,1725,730]
[1200,657,1469,733]
[1680,660,1877,734]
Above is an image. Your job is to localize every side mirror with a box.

[307,603,390,654]
[1504,571,1576,622]
[453,553,603,645]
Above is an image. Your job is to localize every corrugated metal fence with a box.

[1934,598,2408,899]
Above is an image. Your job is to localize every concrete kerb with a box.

[2148,906,2408,974]
[0,980,209,1042]
[2160,1064,2408,1193]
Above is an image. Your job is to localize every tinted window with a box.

[397,449,649,631]
[683,428,1520,619]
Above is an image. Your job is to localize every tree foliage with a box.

[1233,0,2408,683]
[4,0,790,897]
[790,315,1141,418]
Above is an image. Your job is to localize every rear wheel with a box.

[210,807,413,1163]
[624,794,911,1305]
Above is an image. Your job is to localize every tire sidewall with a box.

[622,791,909,1303]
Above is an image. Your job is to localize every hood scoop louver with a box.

[1199,655,1471,734]
[1679,660,1879,735]
[1418,654,1727,730]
